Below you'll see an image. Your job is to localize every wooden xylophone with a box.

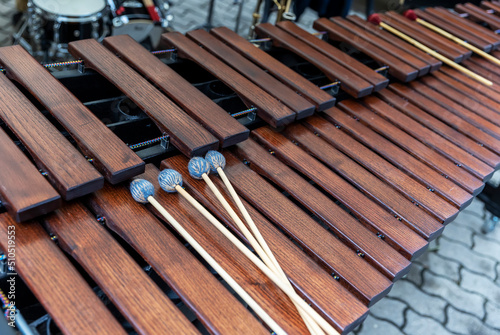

[0,5,500,333]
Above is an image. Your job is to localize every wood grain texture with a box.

[161,32,296,127]
[491,51,500,66]
[455,3,500,31]
[303,115,459,224]
[313,18,419,82]
[68,39,218,157]
[481,1,500,15]
[414,9,494,52]
[322,108,473,209]
[103,34,249,148]
[282,123,444,240]
[378,13,465,62]
[458,55,500,83]
[0,45,144,184]
[464,57,500,89]
[161,157,370,331]
[377,88,500,169]
[440,66,500,106]
[210,27,336,111]
[330,16,431,76]
[0,72,103,200]
[141,166,312,335]
[254,22,375,98]
[343,98,492,185]
[384,12,472,61]
[187,29,315,119]
[86,175,268,335]
[42,202,199,335]
[462,58,500,95]
[252,126,429,260]
[0,214,126,334]
[432,70,500,120]
[425,7,500,46]
[277,21,389,91]
[0,127,61,222]
[423,75,500,128]
[346,15,442,72]
[395,82,500,150]
[230,138,413,279]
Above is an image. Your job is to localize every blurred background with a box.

[0,1,498,335]
[0,0,484,60]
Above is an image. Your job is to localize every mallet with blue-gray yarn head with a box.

[129,178,285,335]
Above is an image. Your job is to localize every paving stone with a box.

[442,224,473,247]
[473,234,500,260]
[369,297,407,327]
[446,306,499,335]
[403,309,454,335]
[416,252,460,283]
[460,268,500,303]
[354,314,403,335]
[464,198,487,217]
[485,301,500,330]
[485,217,500,244]
[405,262,425,287]
[490,170,500,185]
[428,238,439,251]
[421,271,485,319]
[169,0,318,35]
[437,237,497,279]
[387,279,447,322]
[455,210,487,234]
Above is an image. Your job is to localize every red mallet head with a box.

[403,9,418,21]
[367,13,382,25]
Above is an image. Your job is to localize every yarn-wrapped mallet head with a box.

[158,169,183,193]
[130,179,155,203]
[403,9,418,21]
[205,150,226,174]
[367,13,382,25]
[188,157,210,179]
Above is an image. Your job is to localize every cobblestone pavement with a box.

[168,0,320,35]
[354,194,500,335]
[1,1,500,334]
[0,0,15,47]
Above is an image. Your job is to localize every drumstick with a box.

[367,14,493,86]
[129,179,286,335]
[404,10,500,67]
[143,0,161,22]
[158,169,339,335]
[188,157,323,335]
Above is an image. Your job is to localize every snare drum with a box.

[30,0,109,49]
[110,0,158,43]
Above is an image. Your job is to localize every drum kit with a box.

[12,0,173,62]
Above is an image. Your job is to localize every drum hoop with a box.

[35,7,108,23]
[31,0,107,23]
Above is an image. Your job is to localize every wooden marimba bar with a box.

[0,8,499,334]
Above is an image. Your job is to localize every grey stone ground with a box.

[1,1,500,334]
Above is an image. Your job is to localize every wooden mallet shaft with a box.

[172,185,339,335]
[148,196,287,335]
[201,172,324,335]
[129,180,286,334]
[368,14,493,86]
[404,10,500,67]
